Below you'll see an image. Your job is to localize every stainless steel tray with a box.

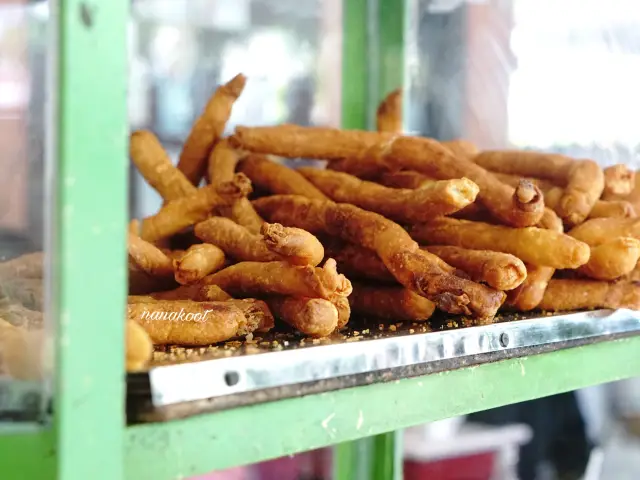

[127,309,640,423]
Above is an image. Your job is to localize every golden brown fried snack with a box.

[261,223,324,266]
[0,302,43,329]
[330,295,351,330]
[538,208,564,232]
[423,246,527,291]
[568,217,640,246]
[603,164,635,197]
[151,284,232,302]
[474,150,574,181]
[411,217,590,269]
[376,88,402,133]
[254,195,505,318]
[0,319,44,380]
[298,167,479,223]
[139,176,245,243]
[126,320,153,372]
[266,297,338,338]
[194,217,280,263]
[0,279,43,311]
[490,172,558,192]
[173,243,226,285]
[128,232,174,277]
[178,74,247,185]
[327,155,394,181]
[238,154,328,200]
[128,299,266,345]
[348,284,435,322]
[559,160,604,226]
[201,260,346,300]
[227,299,275,332]
[506,266,556,312]
[539,279,640,311]
[130,130,196,201]
[377,170,438,189]
[577,237,640,281]
[0,252,43,279]
[324,241,395,283]
[588,200,636,219]
[442,139,479,160]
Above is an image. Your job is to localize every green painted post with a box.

[342,0,370,130]
[54,1,129,479]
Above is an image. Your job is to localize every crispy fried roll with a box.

[558,160,604,226]
[578,237,640,281]
[588,200,636,219]
[442,139,479,159]
[261,223,324,266]
[149,284,232,302]
[173,243,226,285]
[128,232,174,277]
[377,170,438,189]
[266,297,338,338]
[423,246,527,291]
[603,164,635,197]
[0,320,44,380]
[0,252,43,280]
[568,217,640,246]
[330,295,351,330]
[539,280,640,311]
[178,74,247,185]
[348,284,435,322]
[298,168,479,223]
[126,320,153,372]
[411,217,590,269]
[376,88,402,133]
[324,241,395,283]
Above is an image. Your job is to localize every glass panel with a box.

[0,0,51,423]
[129,0,343,218]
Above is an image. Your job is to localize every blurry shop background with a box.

[1,0,640,478]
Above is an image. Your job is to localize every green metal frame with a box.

[3,1,640,479]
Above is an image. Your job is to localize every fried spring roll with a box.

[254,195,505,318]
[139,180,243,243]
[474,151,575,181]
[128,300,264,345]
[0,252,43,279]
[377,170,438,189]
[442,139,479,160]
[266,297,338,338]
[0,303,43,329]
[228,299,275,332]
[261,223,324,266]
[0,320,44,380]
[238,154,329,200]
[128,232,174,278]
[126,320,153,372]
[411,217,590,269]
[150,284,232,302]
[130,130,196,201]
[348,284,435,322]
[603,164,635,197]
[577,237,640,281]
[298,168,479,223]
[506,265,556,311]
[201,260,347,300]
[423,246,527,291]
[194,217,281,263]
[330,295,351,330]
[173,244,226,285]
[328,155,394,181]
[539,279,640,311]
[324,241,395,283]
[0,279,43,311]
[178,73,247,185]
[559,160,604,226]
[490,172,558,193]
[588,200,636,219]
[376,88,402,133]
[568,217,640,246]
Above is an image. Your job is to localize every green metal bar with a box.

[125,336,640,478]
[377,0,405,102]
[334,438,372,480]
[372,431,403,480]
[55,1,129,479]
[342,0,370,129]
[0,430,56,478]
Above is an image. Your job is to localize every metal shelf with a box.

[127,309,640,423]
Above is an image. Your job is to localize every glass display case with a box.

[1,1,640,479]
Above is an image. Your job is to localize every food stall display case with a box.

[1,0,640,479]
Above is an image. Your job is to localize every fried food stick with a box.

[126,320,153,371]
[0,252,43,279]
[0,319,44,380]
[194,217,281,263]
[298,168,479,223]
[201,260,348,300]
[442,139,479,160]
[238,154,329,200]
[128,232,174,277]
[266,297,338,338]
[348,284,435,322]
[261,223,324,266]
[603,164,635,197]
[173,244,226,285]
[208,139,264,233]
[178,73,247,185]
[324,241,395,283]
[128,300,268,345]
[490,172,558,192]
[568,217,640,246]
[254,195,505,318]
[139,174,247,243]
[377,171,438,190]
[538,279,640,311]
[330,295,351,330]
[130,130,196,201]
[578,237,640,281]
[150,284,232,302]
[411,217,590,269]
[423,246,527,291]
[560,160,605,226]
[376,88,402,133]
[588,200,636,219]
[0,279,43,311]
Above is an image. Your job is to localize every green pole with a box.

[54,1,129,478]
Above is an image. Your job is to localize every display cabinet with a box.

[1,1,640,479]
